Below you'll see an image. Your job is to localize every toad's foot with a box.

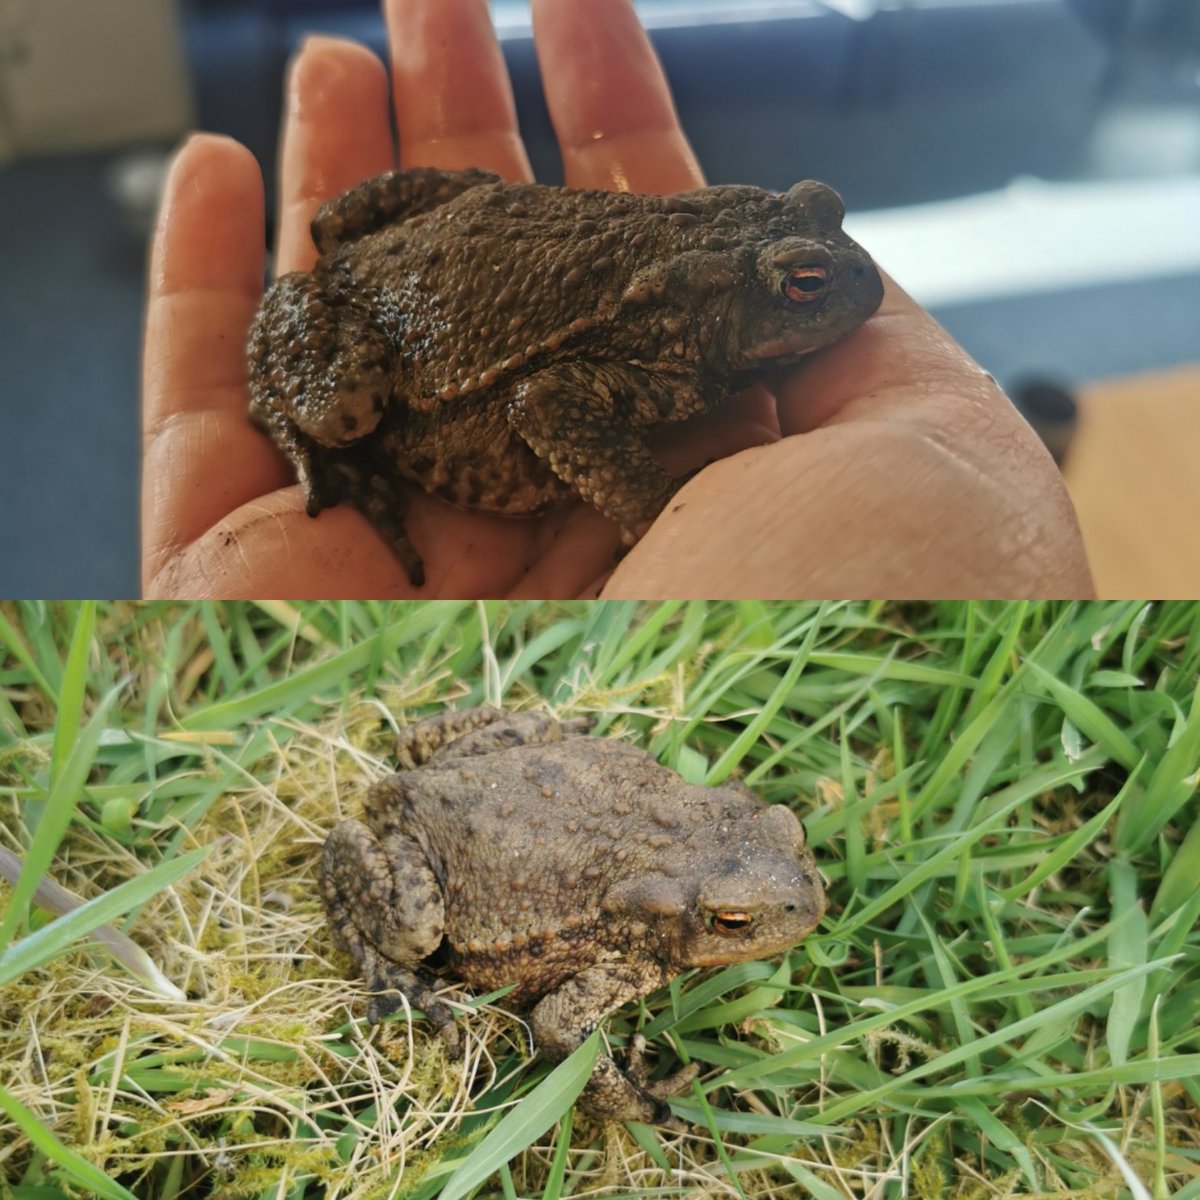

[361,946,461,1055]
[344,467,425,588]
[625,1032,700,1099]
[620,1032,699,1130]
[530,963,685,1125]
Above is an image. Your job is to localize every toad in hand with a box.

[249,169,883,585]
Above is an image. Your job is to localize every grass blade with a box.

[1150,810,1200,922]
[0,1084,138,1200]
[48,601,96,798]
[0,683,121,953]
[814,958,1177,1123]
[997,772,1135,901]
[436,1033,599,1200]
[1025,659,1141,769]
[1117,671,1200,851]
[837,748,1103,937]
[1106,858,1149,1066]
[0,847,207,988]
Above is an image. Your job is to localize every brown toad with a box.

[249,168,883,585]
[320,707,826,1124]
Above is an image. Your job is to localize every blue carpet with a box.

[0,155,144,597]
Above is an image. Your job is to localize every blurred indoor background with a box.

[1,0,1197,595]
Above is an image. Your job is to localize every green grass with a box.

[0,600,1198,1200]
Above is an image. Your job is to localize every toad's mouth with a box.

[687,950,763,968]
[744,340,824,368]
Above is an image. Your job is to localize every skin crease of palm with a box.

[140,0,1094,600]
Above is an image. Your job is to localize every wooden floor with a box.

[1065,365,1200,599]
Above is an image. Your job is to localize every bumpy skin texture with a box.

[248,168,884,584]
[320,707,827,1124]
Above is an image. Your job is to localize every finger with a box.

[649,385,781,476]
[773,273,1053,490]
[530,0,765,493]
[142,134,288,590]
[144,488,414,598]
[405,494,540,596]
[531,0,702,191]
[276,36,395,274]
[506,507,619,599]
[385,0,532,178]
[144,486,539,600]
[760,272,1089,597]
[604,416,1092,599]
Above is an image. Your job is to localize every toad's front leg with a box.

[529,963,697,1124]
[506,363,711,544]
[319,818,459,1050]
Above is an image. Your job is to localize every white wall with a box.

[0,0,192,159]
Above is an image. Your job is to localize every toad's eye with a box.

[781,266,828,304]
[709,910,754,936]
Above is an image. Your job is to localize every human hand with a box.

[142,0,1092,598]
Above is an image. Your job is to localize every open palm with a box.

[142,0,1091,598]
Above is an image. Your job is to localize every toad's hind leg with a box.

[311,167,501,252]
[388,708,595,771]
[248,271,429,585]
[248,272,394,453]
[344,466,426,588]
[320,819,458,1048]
